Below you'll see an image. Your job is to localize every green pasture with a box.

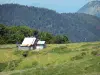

[0,42,100,75]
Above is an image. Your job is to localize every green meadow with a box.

[0,42,100,75]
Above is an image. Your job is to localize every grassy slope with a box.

[0,42,100,75]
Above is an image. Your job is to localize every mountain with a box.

[78,1,100,17]
[61,13,100,42]
[0,4,100,42]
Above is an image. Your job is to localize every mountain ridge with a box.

[0,4,100,42]
[78,1,100,17]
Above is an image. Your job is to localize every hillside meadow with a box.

[0,42,100,75]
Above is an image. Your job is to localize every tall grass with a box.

[0,42,100,75]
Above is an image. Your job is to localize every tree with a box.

[39,32,54,44]
[0,24,69,44]
[54,35,69,44]
[0,24,7,36]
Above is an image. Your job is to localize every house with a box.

[36,41,46,50]
[18,37,37,50]
[18,37,46,50]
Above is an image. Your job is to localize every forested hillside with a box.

[0,4,100,42]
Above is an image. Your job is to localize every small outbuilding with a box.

[36,41,46,50]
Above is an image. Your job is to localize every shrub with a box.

[71,55,83,61]
[71,52,87,61]
[91,50,98,56]
[81,52,86,56]
[22,53,28,57]
[81,48,88,51]
[46,63,51,66]
[0,63,7,72]
[32,61,38,66]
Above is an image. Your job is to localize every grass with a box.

[0,45,19,63]
[0,42,100,75]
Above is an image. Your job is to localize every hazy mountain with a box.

[78,1,100,17]
[0,4,100,42]
[61,13,100,42]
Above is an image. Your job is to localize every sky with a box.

[0,0,94,13]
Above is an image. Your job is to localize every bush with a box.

[71,55,83,61]
[91,50,98,55]
[81,52,86,56]
[0,37,7,44]
[32,61,38,66]
[0,63,7,72]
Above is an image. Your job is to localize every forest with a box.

[0,24,69,44]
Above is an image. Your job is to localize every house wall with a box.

[36,44,45,50]
[18,46,34,50]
